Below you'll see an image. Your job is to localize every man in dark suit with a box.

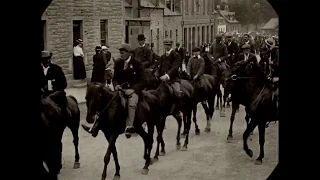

[134,34,153,69]
[209,34,228,61]
[154,40,182,115]
[83,44,147,139]
[41,51,67,96]
[225,33,239,65]
[175,42,184,67]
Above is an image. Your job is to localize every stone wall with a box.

[41,0,124,80]
[164,15,183,48]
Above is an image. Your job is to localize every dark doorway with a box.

[125,21,129,43]
[41,20,46,51]
[73,20,83,47]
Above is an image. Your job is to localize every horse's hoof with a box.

[254,159,263,165]
[113,175,121,180]
[227,135,233,143]
[181,146,188,151]
[215,106,219,110]
[204,128,211,132]
[220,112,226,117]
[159,151,166,156]
[176,144,181,150]
[153,157,159,163]
[195,129,200,135]
[73,162,80,169]
[245,149,253,158]
[141,168,149,175]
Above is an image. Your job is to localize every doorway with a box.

[73,20,83,47]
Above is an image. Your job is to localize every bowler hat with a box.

[137,34,146,40]
[192,47,200,52]
[118,44,133,52]
[41,50,52,59]
[94,46,101,51]
[241,44,251,49]
[164,40,173,45]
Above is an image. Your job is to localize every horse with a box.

[222,60,277,164]
[41,91,81,179]
[203,53,229,117]
[144,69,194,152]
[85,82,160,180]
[179,70,219,135]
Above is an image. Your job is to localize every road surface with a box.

[59,103,278,180]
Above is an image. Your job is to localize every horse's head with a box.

[156,81,174,105]
[144,69,160,90]
[85,82,113,123]
[221,61,248,91]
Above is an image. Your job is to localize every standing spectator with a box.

[134,34,153,69]
[91,46,105,83]
[73,39,86,80]
[101,46,115,90]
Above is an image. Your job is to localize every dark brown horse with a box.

[85,82,160,180]
[144,69,194,153]
[222,60,276,164]
[41,91,81,179]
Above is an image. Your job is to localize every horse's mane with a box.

[41,96,61,122]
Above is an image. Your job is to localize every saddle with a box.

[118,91,151,112]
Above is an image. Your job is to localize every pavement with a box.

[59,103,278,180]
[65,87,86,104]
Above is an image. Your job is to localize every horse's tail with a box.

[68,95,78,104]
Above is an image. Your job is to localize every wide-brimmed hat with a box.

[41,50,52,59]
[76,39,83,43]
[101,46,108,50]
[265,38,274,46]
[164,40,173,45]
[94,46,101,51]
[137,34,146,41]
[118,44,133,52]
[241,44,251,49]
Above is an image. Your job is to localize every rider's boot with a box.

[125,105,136,138]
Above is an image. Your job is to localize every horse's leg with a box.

[220,89,226,117]
[69,123,80,169]
[136,126,152,175]
[255,121,266,165]
[215,90,221,110]
[244,108,253,136]
[147,121,155,165]
[101,134,117,180]
[227,103,238,142]
[107,135,121,180]
[180,109,192,151]
[225,89,231,108]
[173,111,183,150]
[243,119,258,159]
[159,116,167,155]
[192,105,200,135]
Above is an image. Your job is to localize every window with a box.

[100,20,108,46]
[202,26,205,44]
[176,29,178,44]
[211,25,214,42]
[191,0,194,14]
[198,26,200,46]
[151,29,153,44]
[203,0,206,15]
[207,0,211,14]
[184,28,187,50]
[185,0,188,14]
[166,0,171,10]
[41,20,46,51]
[170,30,172,38]
[165,30,168,38]
[172,0,175,12]
[196,0,200,13]
[207,26,209,43]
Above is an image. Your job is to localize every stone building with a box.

[215,3,240,34]
[41,0,124,86]
[180,0,216,53]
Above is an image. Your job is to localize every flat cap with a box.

[164,40,173,45]
[94,46,101,51]
[225,33,232,38]
[118,43,133,52]
[241,44,251,49]
[192,47,201,52]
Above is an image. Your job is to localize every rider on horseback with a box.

[41,50,70,118]
[225,33,239,66]
[83,44,147,139]
[186,47,206,104]
[155,40,182,116]
[209,34,228,62]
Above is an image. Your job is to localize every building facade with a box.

[181,0,216,53]
[41,0,124,84]
[215,4,240,34]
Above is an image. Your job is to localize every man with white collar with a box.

[186,47,206,104]
[238,44,258,64]
[134,34,153,69]
[175,42,185,69]
[225,33,239,65]
[155,40,182,115]
[239,33,255,54]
